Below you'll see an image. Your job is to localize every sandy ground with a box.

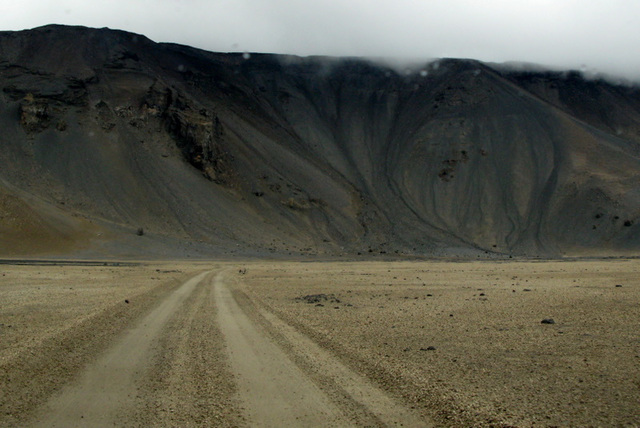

[0,261,223,426]
[1,259,639,427]
[233,260,640,427]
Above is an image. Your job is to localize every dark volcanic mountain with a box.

[1,25,639,258]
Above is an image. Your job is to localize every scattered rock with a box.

[420,346,437,351]
[296,293,340,304]
[541,318,555,324]
[615,284,623,288]
[124,299,130,304]
[438,168,454,182]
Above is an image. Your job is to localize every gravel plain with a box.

[235,259,640,427]
[1,259,639,427]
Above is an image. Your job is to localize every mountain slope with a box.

[0,25,639,257]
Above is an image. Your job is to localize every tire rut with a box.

[29,270,211,427]
[216,272,430,427]
[133,270,244,427]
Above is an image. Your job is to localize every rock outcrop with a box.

[0,25,639,257]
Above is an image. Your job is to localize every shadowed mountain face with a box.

[1,25,639,258]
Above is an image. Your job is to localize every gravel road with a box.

[9,265,426,427]
[31,271,211,427]
[215,271,427,427]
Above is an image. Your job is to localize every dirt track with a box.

[215,271,426,427]
[1,260,639,427]
[31,271,211,427]
[22,269,425,427]
[2,264,427,427]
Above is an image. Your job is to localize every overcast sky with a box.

[1,0,639,80]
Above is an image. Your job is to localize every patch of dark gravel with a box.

[296,293,341,305]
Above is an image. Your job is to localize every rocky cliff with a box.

[1,25,639,258]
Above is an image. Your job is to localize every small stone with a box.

[615,284,623,288]
[541,318,555,324]
[125,299,130,304]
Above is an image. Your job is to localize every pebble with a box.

[541,318,555,324]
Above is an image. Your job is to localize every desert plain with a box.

[1,258,639,427]
[2,25,640,428]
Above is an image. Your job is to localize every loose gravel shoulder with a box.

[0,262,202,426]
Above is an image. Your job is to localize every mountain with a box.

[1,24,639,258]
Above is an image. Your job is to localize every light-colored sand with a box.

[234,259,640,427]
[215,271,353,427]
[216,271,427,427]
[0,262,218,426]
[31,271,212,427]
[1,259,639,427]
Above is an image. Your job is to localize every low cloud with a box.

[2,0,640,81]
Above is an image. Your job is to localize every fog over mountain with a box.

[1,25,640,258]
[3,1,640,81]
